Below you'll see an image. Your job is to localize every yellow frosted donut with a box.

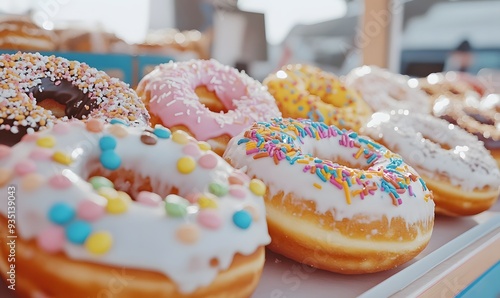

[264,64,372,131]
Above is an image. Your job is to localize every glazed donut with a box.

[433,96,500,168]
[0,119,270,297]
[0,52,150,146]
[264,64,372,132]
[364,110,500,216]
[415,72,483,101]
[0,17,58,51]
[136,59,281,156]
[224,118,435,274]
[345,65,431,113]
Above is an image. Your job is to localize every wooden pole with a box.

[361,0,393,68]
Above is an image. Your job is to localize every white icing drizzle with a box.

[363,110,500,191]
[0,121,270,293]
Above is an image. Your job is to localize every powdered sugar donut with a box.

[345,65,431,113]
[364,110,500,216]
[0,119,270,297]
[136,59,281,155]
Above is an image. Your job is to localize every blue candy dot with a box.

[100,150,121,170]
[48,202,75,225]
[99,135,117,151]
[109,118,129,126]
[65,220,92,244]
[232,210,252,229]
[153,126,171,139]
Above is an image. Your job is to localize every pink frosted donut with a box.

[137,59,281,155]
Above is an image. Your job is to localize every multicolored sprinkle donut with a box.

[224,118,435,274]
[364,110,500,216]
[136,59,281,155]
[0,52,150,146]
[0,119,270,297]
[264,64,372,132]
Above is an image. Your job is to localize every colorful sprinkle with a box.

[14,160,36,176]
[99,135,117,151]
[21,173,45,191]
[136,191,162,206]
[198,153,217,169]
[89,176,114,190]
[109,118,129,126]
[100,150,121,170]
[177,156,196,174]
[36,225,65,253]
[244,205,260,221]
[172,130,190,144]
[97,187,119,200]
[153,125,171,139]
[77,199,106,221]
[36,136,56,148]
[52,151,73,165]
[233,210,252,229]
[85,231,113,255]
[86,119,104,132]
[165,194,189,217]
[140,132,158,145]
[249,179,266,196]
[198,195,218,209]
[0,145,12,159]
[65,220,92,244]
[229,185,247,199]
[48,202,76,225]
[197,141,211,151]
[108,124,128,138]
[209,182,228,197]
[29,148,53,160]
[48,174,72,189]
[197,210,222,229]
[106,193,130,214]
[52,122,71,134]
[0,168,12,187]
[176,223,199,244]
[182,142,201,157]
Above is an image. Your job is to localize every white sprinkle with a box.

[159,83,166,90]
[166,99,177,107]
[187,109,191,116]
[197,116,201,123]
[174,112,184,116]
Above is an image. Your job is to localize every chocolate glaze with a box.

[28,78,95,119]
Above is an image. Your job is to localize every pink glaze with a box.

[138,59,281,140]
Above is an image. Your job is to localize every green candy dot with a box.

[89,176,114,190]
[165,194,189,217]
[209,182,228,197]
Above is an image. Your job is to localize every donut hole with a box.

[420,134,452,150]
[195,85,229,113]
[465,111,495,126]
[37,98,66,118]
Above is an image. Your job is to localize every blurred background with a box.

[0,0,499,88]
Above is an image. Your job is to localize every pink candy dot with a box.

[14,160,37,176]
[36,225,65,253]
[0,145,11,159]
[185,193,201,204]
[198,153,217,169]
[21,133,39,142]
[52,123,71,134]
[229,185,247,199]
[29,148,54,160]
[136,191,162,206]
[48,174,72,189]
[182,143,201,157]
[77,199,106,222]
[197,210,222,230]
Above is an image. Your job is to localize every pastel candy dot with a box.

[52,151,72,165]
[176,223,199,244]
[48,202,76,225]
[177,156,196,174]
[141,132,158,145]
[36,136,56,148]
[197,210,222,230]
[153,125,171,139]
[21,173,45,191]
[108,124,128,138]
[0,168,13,187]
[106,195,129,214]
[109,118,129,126]
[185,193,201,204]
[0,145,12,159]
[100,150,121,170]
[89,176,114,190]
[229,185,247,199]
[208,182,228,197]
[48,174,72,189]
[86,119,104,132]
[198,153,217,169]
[249,179,266,196]
[36,225,65,253]
[52,123,71,134]
[197,141,211,151]
[198,195,218,209]
[182,143,201,157]
[85,231,113,255]
[97,187,119,200]
[14,160,36,176]
[244,205,260,221]
[66,220,92,244]
[117,191,132,202]
[77,199,106,221]
[172,130,190,144]
[29,148,53,160]
[232,210,252,229]
[136,191,162,206]
[21,133,38,142]
[165,194,189,217]
[99,136,117,151]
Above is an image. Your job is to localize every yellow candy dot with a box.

[117,191,132,202]
[52,151,72,165]
[97,187,119,200]
[198,195,218,209]
[85,231,113,255]
[36,136,56,148]
[106,196,129,214]
[172,130,190,144]
[0,168,13,187]
[249,179,266,196]
[177,156,196,174]
[197,141,211,151]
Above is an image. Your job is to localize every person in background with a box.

[445,39,474,73]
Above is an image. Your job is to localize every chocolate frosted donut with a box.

[0,52,150,146]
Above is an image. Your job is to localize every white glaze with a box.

[0,121,270,293]
[363,110,500,191]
